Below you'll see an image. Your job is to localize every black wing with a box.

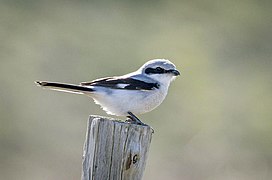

[80,77,159,90]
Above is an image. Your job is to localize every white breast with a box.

[90,85,169,116]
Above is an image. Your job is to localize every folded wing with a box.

[81,77,159,91]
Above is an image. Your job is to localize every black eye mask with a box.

[145,67,167,74]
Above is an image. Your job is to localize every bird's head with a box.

[139,59,180,84]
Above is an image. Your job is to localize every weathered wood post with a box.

[82,115,153,180]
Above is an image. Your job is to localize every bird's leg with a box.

[126,111,147,126]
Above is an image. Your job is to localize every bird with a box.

[35,59,180,125]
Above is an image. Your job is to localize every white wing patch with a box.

[116,83,129,89]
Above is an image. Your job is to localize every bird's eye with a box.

[156,67,162,70]
[155,67,165,73]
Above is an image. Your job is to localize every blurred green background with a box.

[1,0,272,179]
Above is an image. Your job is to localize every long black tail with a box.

[35,81,93,94]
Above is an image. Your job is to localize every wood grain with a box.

[82,115,153,180]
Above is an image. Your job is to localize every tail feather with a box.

[35,81,93,94]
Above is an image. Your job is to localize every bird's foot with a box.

[126,111,147,126]
[125,116,154,133]
[126,116,147,126]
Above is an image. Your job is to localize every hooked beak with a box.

[169,69,180,76]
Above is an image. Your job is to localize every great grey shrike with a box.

[35,59,180,125]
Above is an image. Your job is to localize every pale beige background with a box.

[1,1,271,179]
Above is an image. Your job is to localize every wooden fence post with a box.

[82,115,153,180]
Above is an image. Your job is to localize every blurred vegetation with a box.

[0,0,271,179]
